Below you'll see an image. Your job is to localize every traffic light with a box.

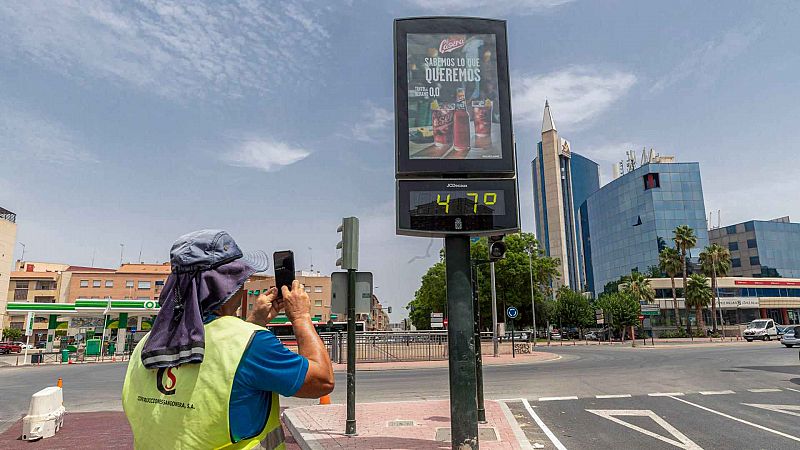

[488,235,506,262]
[336,217,359,270]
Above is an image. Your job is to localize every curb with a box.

[331,353,562,372]
[283,408,324,450]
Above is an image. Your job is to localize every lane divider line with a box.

[596,394,632,399]
[648,392,685,397]
[785,387,800,394]
[700,390,735,395]
[748,388,781,393]
[521,399,568,450]
[666,395,800,443]
[538,396,579,401]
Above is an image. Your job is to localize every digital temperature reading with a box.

[410,191,506,216]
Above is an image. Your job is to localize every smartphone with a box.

[273,250,295,299]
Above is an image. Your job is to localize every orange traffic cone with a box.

[319,395,331,405]
[57,377,63,388]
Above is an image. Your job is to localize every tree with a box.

[554,287,594,335]
[596,292,639,339]
[659,247,683,330]
[622,271,655,303]
[2,327,23,341]
[685,273,713,333]
[699,244,731,333]
[406,261,447,330]
[673,225,697,334]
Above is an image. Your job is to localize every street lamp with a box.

[527,244,537,347]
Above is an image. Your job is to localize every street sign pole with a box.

[471,262,486,423]
[490,262,499,357]
[511,318,515,358]
[445,236,479,449]
[345,267,357,436]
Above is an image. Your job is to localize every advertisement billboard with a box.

[395,18,514,177]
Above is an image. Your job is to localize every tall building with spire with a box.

[532,102,600,292]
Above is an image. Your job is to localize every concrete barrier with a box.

[22,386,65,441]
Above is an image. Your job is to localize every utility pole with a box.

[714,254,725,340]
[336,217,359,436]
[471,262,486,422]
[445,236,478,449]
[490,262,499,357]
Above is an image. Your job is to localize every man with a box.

[123,230,334,449]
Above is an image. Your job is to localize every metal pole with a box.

[528,248,537,347]
[714,257,726,340]
[490,262,499,357]
[345,268,357,436]
[511,319,515,358]
[445,236,479,449]
[472,263,486,423]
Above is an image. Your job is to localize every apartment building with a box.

[0,207,18,333]
[66,263,171,301]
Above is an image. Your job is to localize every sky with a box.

[1,0,799,321]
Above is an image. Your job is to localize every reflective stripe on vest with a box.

[122,316,284,449]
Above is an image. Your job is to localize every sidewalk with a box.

[284,400,527,449]
[333,350,559,372]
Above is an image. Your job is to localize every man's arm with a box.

[282,280,335,398]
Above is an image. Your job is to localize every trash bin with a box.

[61,349,69,363]
[31,354,42,364]
[107,342,115,355]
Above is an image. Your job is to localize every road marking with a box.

[667,396,800,443]
[648,392,685,397]
[498,400,533,450]
[743,403,800,417]
[521,399,568,450]
[596,394,632,399]
[699,390,735,395]
[748,388,781,393]
[786,387,800,394]
[586,409,702,449]
[538,396,578,401]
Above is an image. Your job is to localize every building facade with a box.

[709,217,800,278]
[532,102,600,291]
[0,207,18,334]
[586,162,709,295]
[66,263,170,302]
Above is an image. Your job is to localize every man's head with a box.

[215,286,245,317]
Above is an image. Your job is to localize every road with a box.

[1,341,798,448]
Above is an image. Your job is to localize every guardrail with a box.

[318,331,450,363]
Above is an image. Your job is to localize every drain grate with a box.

[388,420,415,427]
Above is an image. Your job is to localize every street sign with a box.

[506,306,518,319]
[431,312,444,328]
[595,309,605,325]
[638,315,645,321]
[25,312,35,337]
[641,304,660,316]
[331,271,373,315]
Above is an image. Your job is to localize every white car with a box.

[12,341,34,350]
[743,319,779,342]
[780,326,800,348]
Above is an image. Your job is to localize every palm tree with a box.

[699,244,732,334]
[673,225,697,334]
[623,271,655,303]
[659,247,683,331]
[685,273,713,333]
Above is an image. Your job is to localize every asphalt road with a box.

[1,340,798,448]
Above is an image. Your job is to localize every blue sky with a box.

[1,1,799,320]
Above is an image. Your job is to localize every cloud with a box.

[222,138,311,172]
[0,102,95,164]
[649,26,762,94]
[349,103,393,143]
[512,67,637,129]
[578,141,639,185]
[0,1,332,99]
[405,0,573,14]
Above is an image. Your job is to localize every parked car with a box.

[743,319,779,341]
[585,331,599,340]
[776,325,790,336]
[780,326,800,348]
[549,331,562,340]
[0,342,22,353]
[12,341,34,350]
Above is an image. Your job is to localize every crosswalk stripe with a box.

[648,392,685,397]
[596,394,632,399]
[700,390,735,395]
[748,388,781,393]
[538,396,579,401]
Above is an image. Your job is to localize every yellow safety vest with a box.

[122,316,285,449]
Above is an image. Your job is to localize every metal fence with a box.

[318,331,450,363]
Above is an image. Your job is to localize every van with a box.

[743,319,778,342]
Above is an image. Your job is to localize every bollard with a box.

[319,394,331,405]
[56,378,62,388]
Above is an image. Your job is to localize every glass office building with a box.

[709,217,800,278]
[585,162,709,295]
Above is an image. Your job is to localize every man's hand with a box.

[281,280,311,323]
[247,287,283,326]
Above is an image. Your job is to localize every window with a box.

[747,239,757,249]
[36,281,55,290]
[731,258,741,268]
[155,280,165,286]
[126,280,134,288]
[726,225,737,235]
[643,173,660,190]
[304,286,311,293]
[137,296,149,300]
[33,296,55,303]
[314,300,323,307]
[744,221,755,232]
[80,280,89,288]
[314,286,323,293]
[750,256,760,266]
[105,280,114,288]
[728,242,738,251]
[138,281,151,290]
[92,280,102,288]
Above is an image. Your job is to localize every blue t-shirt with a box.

[206,316,308,441]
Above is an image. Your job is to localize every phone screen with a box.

[273,250,295,299]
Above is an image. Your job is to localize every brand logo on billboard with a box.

[156,367,177,395]
[439,37,465,54]
[446,183,467,188]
